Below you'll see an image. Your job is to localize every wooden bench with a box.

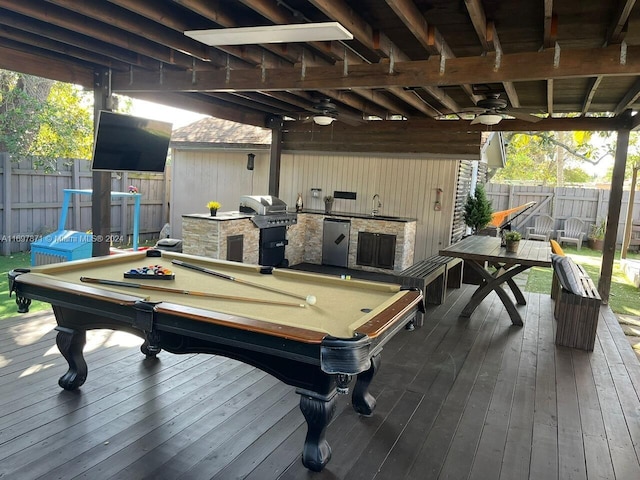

[394,256,463,327]
[551,255,601,351]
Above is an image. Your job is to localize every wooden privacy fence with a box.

[485,183,640,246]
[0,153,169,255]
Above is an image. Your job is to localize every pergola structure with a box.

[1,0,639,301]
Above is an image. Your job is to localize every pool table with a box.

[8,249,423,472]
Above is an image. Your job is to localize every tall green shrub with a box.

[463,183,493,233]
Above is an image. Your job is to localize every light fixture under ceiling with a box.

[471,113,503,126]
[185,22,353,46]
[313,115,335,126]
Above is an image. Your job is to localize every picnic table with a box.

[439,235,552,326]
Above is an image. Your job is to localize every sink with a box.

[368,215,399,220]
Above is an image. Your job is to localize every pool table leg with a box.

[140,330,162,357]
[55,326,88,391]
[352,354,380,416]
[298,389,338,472]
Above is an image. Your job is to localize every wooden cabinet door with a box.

[356,232,376,266]
[376,234,396,269]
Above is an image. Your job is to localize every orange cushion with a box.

[550,239,565,256]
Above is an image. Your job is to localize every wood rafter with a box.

[614,78,640,114]
[106,0,296,68]
[581,76,603,114]
[387,0,479,106]
[543,1,556,48]
[0,0,232,69]
[308,0,462,113]
[112,44,640,93]
[464,0,520,109]
[606,0,636,45]
[236,0,436,118]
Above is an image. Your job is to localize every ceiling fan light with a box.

[313,115,335,126]
[185,22,353,46]
[472,113,503,125]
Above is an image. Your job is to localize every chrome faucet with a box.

[371,194,382,216]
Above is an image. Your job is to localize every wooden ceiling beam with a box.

[0,42,94,87]
[606,0,636,45]
[131,91,267,128]
[112,44,640,93]
[234,0,362,65]
[464,0,490,52]
[0,11,161,70]
[367,88,435,117]
[387,0,479,106]
[109,0,296,67]
[44,0,247,67]
[238,0,435,119]
[469,9,519,108]
[614,77,640,114]
[0,23,132,72]
[0,0,228,70]
[316,89,389,119]
[581,76,603,114]
[308,0,461,114]
[543,2,556,48]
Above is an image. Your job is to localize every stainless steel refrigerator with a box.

[322,218,351,267]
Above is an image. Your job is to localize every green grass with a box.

[526,246,640,316]
[0,251,50,318]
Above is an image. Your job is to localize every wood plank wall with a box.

[0,156,167,254]
[170,148,270,236]
[278,152,460,261]
[171,149,463,262]
[485,183,640,244]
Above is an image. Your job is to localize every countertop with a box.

[298,209,417,223]
[183,210,417,223]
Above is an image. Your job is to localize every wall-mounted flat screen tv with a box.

[91,111,173,173]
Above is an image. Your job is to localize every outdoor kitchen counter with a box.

[181,212,259,264]
[183,211,253,221]
[297,209,417,223]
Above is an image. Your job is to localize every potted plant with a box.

[463,184,493,234]
[323,195,334,214]
[588,217,606,251]
[206,200,221,216]
[504,230,522,253]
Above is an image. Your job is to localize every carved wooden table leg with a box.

[55,326,88,390]
[352,354,381,416]
[297,389,338,472]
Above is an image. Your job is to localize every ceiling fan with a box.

[309,99,339,126]
[468,94,543,125]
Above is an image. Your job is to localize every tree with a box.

[463,183,493,233]
[492,130,612,185]
[0,70,93,172]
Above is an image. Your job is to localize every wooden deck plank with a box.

[2,284,640,480]
[465,293,530,480]
[590,320,640,480]
[529,288,559,480]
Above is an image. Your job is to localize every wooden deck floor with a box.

[1,285,640,479]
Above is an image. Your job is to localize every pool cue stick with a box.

[79,277,306,308]
[171,260,317,306]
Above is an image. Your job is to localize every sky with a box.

[129,98,208,129]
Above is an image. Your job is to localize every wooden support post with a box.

[92,69,111,257]
[598,111,631,302]
[268,116,283,197]
[621,165,639,259]
[2,153,12,256]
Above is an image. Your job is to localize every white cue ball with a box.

[306,295,317,306]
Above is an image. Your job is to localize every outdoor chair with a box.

[556,217,586,250]
[525,214,555,242]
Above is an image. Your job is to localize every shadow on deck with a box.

[1,284,640,479]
